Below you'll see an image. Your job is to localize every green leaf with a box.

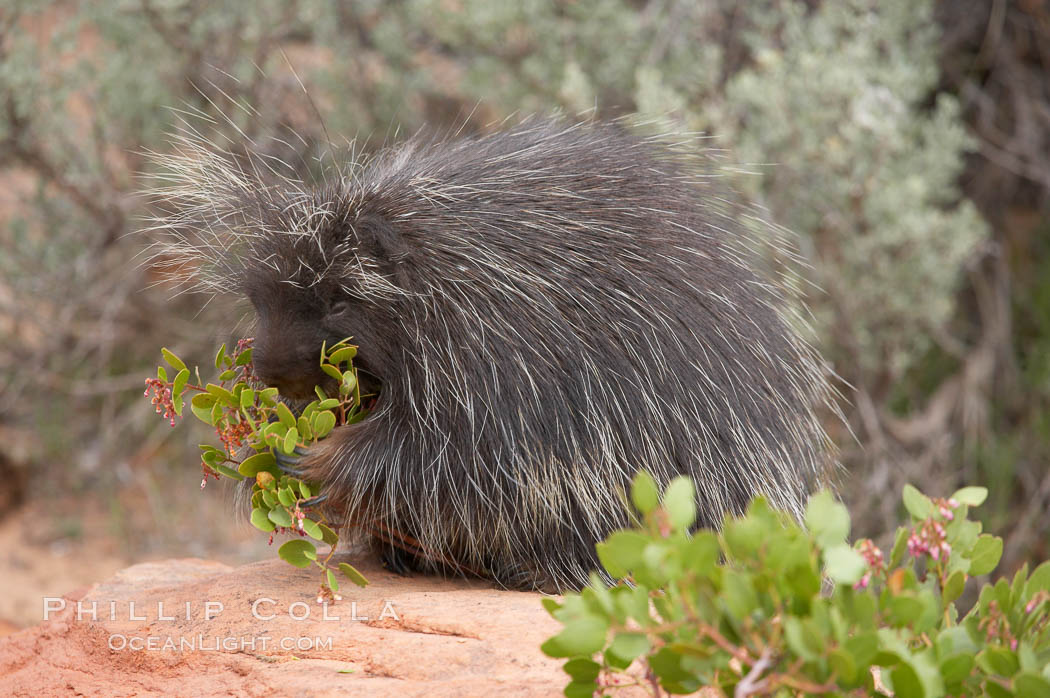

[1013,564,1030,609]
[540,637,568,658]
[278,540,317,568]
[977,646,1020,677]
[647,647,698,692]
[722,514,768,560]
[296,416,313,442]
[258,387,279,406]
[939,654,974,685]
[325,567,339,592]
[824,544,867,585]
[951,486,988,507]
[171,368,190,397]
[204,445,224,463]
[902,484,934,520]
[936,626,977,657]
[721,569,759,618]
[277,486,295,507]
[313,411,337,439]
[236,348,253,366]
[805,490,851,549]
[339,562,369,587]
[844,632,879,668]
[828,648,858,685]
[948,518,982,558]
[607,632,649,663]
[616,587,651,625]
[886,594,926,628]
[161,347,186,372]
[321,363,343,381]
[317,398,341,411]
[190,392,218,425]
[238,452,280,478]
[302,518,323,540]
[563,680,597,698]
[683,531,720,576]
[212,463,244,480]
[250,508,276,532]
[784,616,823,661]
[239,388,254,409]
[283,427,299,454]
[1025,561,1050,597]
[298,481,312,499]
[985,681,1015,698]
[551,614,608,656]
[1014,673,1050,698]
[205,383,236,407]
[157,365,168,382]
[319,523,339,546]
[340,370,358,395]
[541,598,562,616]
[562,658,600,682]
[329,346,357,365]
[595,530,649,578]
[268,507,293,528]
[968,535,1004,576]
[943,569,966,605]
[275,402,296,429]
[630,471,659,514]
[662,476,696,530]
[889,662,924,698]
[214,343,227,369]
[890,526,910,567]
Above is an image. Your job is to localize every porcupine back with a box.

[148,118,835,591]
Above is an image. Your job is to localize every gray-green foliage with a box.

[382,0,987,387]
[719,1,985,381]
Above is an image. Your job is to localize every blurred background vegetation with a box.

[0,0,1048,610]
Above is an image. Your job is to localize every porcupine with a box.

[150,118,835,592]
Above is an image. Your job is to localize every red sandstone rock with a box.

[0,556,582,697]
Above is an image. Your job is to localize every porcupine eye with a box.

[327,300,351,319]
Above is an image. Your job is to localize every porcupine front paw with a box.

[273,446,328,508]
[378,546,418,576]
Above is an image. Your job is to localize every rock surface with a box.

[0,555,576,697]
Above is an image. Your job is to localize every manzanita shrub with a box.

[542,475,1050,697]
[144,338,369,601]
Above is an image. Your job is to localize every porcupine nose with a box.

[253,342,323,400]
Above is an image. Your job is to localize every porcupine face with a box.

[247,283,331,399]
[246,213,404,402]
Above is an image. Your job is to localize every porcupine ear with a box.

[356,213,413,290]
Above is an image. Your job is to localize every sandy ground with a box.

[0,489,272,634]
[0,500,127,632]
[0,556,581,697]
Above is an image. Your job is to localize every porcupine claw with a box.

[274,445,309,477]
[299,493,328,509]
[273,446,327,508]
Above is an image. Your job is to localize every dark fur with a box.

[157,119,832,591]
